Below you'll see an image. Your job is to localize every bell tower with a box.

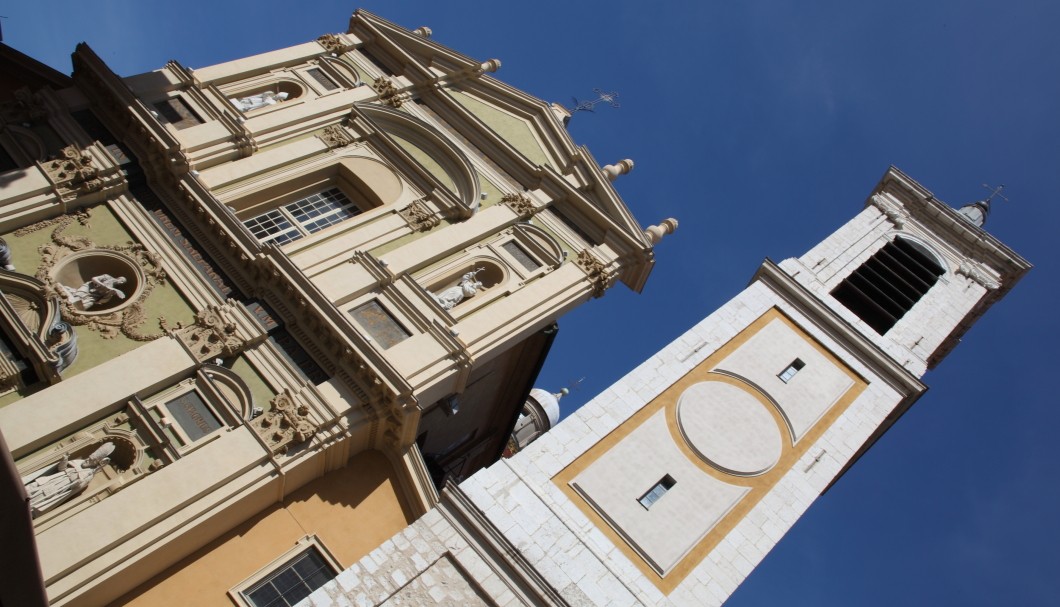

[309,167,1029,607]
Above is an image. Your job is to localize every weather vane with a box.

[981,183,1009,204]
[570,89,620,115]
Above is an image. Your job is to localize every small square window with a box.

[350,300,411,349]
[638,474,676,509]
[243,546,336,607]
[778,358,805,383]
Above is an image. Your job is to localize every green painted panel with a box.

[231,355,277,412]
[391,135,459,195]
[1,205,197,382]
[448,89,555,169]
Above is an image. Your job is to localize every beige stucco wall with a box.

[113,449,416,607]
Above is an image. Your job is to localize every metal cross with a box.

[570,89,620,115]
[981,183,1010,203]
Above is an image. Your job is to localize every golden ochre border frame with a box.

[553,307,869,593]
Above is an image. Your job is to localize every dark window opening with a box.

[153,97,203,130]
[638,474,676,509]
[831,238,944,334]
[244,547,335,607]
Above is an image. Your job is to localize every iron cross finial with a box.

[570,89,620,115]
[981,183,1010,203]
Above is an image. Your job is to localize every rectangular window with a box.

[638,474,676,509]
[501,241,541,272]
[778,358,805,383]
[243,546,335,607]
[166,391,222,442]
[306,67,340,91]
[154,97,203,130]
[243,188,361,245]
[350,300,410,349]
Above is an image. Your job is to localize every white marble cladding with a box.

[308,277,908,606]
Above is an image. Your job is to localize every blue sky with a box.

[5,2,1058,605]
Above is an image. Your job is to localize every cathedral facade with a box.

[0,11,673,606]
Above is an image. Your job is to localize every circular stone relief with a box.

[676,381,783,476]
[51,249,146,316]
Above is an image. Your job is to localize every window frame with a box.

[229,537,341,607]
[242,187,363,245]
[777,358,805,383]
[638,474,676,510]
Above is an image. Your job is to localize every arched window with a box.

[831,237,946,334]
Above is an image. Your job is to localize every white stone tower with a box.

[309,167,1029,606]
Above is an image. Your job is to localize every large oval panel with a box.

[676,381,782,476]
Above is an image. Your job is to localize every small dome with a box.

[529,388,566,427]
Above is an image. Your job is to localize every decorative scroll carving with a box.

[869,194,908,229]
[316,33,348,54]
[573,249,614,298]
[251,390,317,454]
[398,199,440,232]
[371,76,409,108]
[319,124,354,149]
[0,87,47,124]
[165,304,245,361]
[39,145,103,201]
[501,192,536,218]
[26,209,168,341]
[957,261,1000,290]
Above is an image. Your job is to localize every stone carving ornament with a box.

[501,192,536,218]
[19,209,168,341]
[251,391,317,454]
[164,304,245,362]
[398,199,440,232]
[371,76,409,108]
[573,249,613,298]
[40,145,103,201]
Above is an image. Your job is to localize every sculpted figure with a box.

[60,274,127,310]
[231,91,289,112]
[430,268,485,310]
[22,442,115,517]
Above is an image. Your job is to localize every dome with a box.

[529,388,566,427]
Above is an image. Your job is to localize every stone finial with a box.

[479,59,501,73]
[644,218,678,245]
[413,26,432,38]
[602,159,634,181]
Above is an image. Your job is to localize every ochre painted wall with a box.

[113,450,415,607]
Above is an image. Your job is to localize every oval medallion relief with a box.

[676,380,782,476]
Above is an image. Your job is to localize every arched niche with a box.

[228,78,305,112]
[426,258,506,294]
[357,103,480,213]
[511,223,564,266]
[200,364,257,422]
[321,56,361,87]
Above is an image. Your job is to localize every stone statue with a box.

[430,268,485,310]
[22,442,115,517]
[60,274,127,310]
[230,91,289,112]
